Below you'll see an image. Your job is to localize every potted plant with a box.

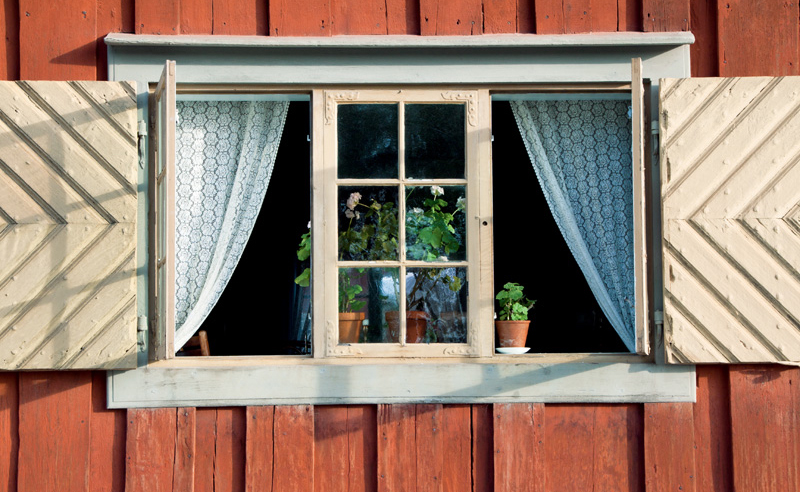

[495,282,536,348]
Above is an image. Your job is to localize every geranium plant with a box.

[496,282,536,321]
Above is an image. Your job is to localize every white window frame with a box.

[106,33,696,407]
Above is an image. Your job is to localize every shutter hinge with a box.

[137,119,148,169]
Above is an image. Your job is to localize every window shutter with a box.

[661,77,800,363]
[0,81,138,369]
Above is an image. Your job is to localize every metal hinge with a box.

[137,119,148,169]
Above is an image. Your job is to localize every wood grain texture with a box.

[440,405,471,492]
[213,0,268,35]
[194,409,217,492]
[273,405,314,491]
[689,0,718,77]
[591,0,617,32]
[536,0,616,34]
[642,0,689,32]
[0,374,17,492]
[269,0,331,36]
[215,408,246,492]
[593,405,644,492]
[314,406,349,492]
[332,0,387,34]
[347,406,377,492]
[517,0,536,33]
[718,0,799,77]
[125,408,177,492]
[173,408,196,492]
[694,366,733,492]
[534,0,565,33]
[415,404,443,491]
[378,404,415,491]
[97,0,135,80]
[618,0,642,31]
[385,0,420,34]
[644,402,696,492]
[493,403,545,492]
[419,0,482,35]
[19,0,96,80]
[472,405,493,492]
[246,406,274,492]
[135,0,179,34]
[0,0,19,80]
[483,0,517,34]
[730,366,800,492]
[90,372,126,492]
[18,373,92,492]
[181,0,213,34]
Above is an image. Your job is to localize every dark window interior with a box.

[195,99,627,356]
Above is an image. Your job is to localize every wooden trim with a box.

[632,58,650,356]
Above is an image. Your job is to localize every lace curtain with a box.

[510,99,636,352]
[174,100,289,351]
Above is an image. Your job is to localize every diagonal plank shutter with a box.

[661,77,800,363]
[0,81,138,369]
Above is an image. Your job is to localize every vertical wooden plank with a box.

[90,372,126,492]
[517,0,536,33]
[484,0,517,34]
[563,0,592,33]
[246,406,274,492]
[419,0,483,35]
[730,366,800,492]
[545,405,594,490]
[617,0,642,31]
[97,0,135,80]
[643,402,696,492]
[19,0,97,80]
[493,403,545,492]
[273,405,314,491]
[332,0,388,34]
[689,0,718,76]
[215,408,246,492]
[213,0,268,35]
[18,373,91,492]
[314,406,348,492]
[194,409,217,492]
[378,404,415,492]
[125,408,177,492]
[269,0,331,36]
[441,405,471,492]
[415,404,443,491]
[181,0,213,34]
[642,0,689,32]
[471,405,493,492]
[386,0,420,34]
[0,0,20,80]
[718,0,799,77]
[535,0,565,34]
[173,408,196,492]
[347,406,377,492]
[0,374,18,492]
[591,0,618,32]
[593,405,645,492]
[694,366,733,492]
[135,0,179,34]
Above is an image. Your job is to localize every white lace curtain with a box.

[510,99,636,352]
[173,100,289,351]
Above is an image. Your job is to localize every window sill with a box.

[108,356,695,408]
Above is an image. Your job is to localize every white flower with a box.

[346,192,362,210]
[355,211,361,219]
[345,209,355,219]
[456,196,466,210]
[437,255,449,262]
[411,207,423,214]
[430,186,444,197]
[307,221,311,229]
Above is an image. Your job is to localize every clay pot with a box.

[495,320,530,348]
[385,310,430,343]
[339,312,365,343]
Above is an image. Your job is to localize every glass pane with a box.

[338,104,398,179]
[338,186,399,261]
[405,185,466,262]
[405,104,465,179]
[339,267,400,343]
[406,267,468,343]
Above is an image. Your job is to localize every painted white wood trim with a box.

[108,361,695,407]
[106,32,695,48]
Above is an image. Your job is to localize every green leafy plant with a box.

[339,269,366,313]
[294,225,312,288]
[496,282,536,321]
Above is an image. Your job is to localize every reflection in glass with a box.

[405,104,465,179]
[338,186,399,262]
[406,185,466,262]
[405,268,468,343]
[338,104,398,179]
[337,268,400,343]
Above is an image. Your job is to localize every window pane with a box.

[338,104,398,179]
[405,104,465,179]
[406,185,466,262]
[338,186,399,261]
[339,267,400,343]
[406,267,468,343]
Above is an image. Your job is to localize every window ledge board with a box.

[108,361,695,408]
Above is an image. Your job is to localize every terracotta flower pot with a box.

[495,320,530,348]
[339,312,365,343]
[385,310,429,343]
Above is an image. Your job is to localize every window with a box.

[103,34,697,406]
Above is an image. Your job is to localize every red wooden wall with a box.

[1,0,799,490]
